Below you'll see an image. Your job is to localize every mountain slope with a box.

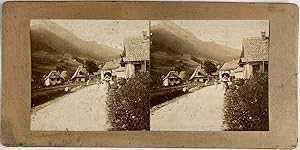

[30,20,121,61]
[30,20,121,82]
[151,21,241,75]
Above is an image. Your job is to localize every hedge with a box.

[223,73,269,131]
[106,72,150,131]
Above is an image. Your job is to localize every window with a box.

[134,64,142,72]
[253,64,260,74]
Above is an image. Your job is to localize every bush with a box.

[106,71,150,130]
[223,73,268,131]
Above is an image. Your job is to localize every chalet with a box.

[101,59,125,80]
[71,66,88,82]
[59,71,68,80]
[239,31,269,79]
[189,66,208,83]
[122,32,150,78]
[162,71,182,86]
[44,71,62,86]
[219,59,240,81]
[114,66,126,78]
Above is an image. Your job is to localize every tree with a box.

[175,60,186,72]
[85,59,99,75]
[203,60,217,75]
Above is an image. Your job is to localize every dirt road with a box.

[31,84,109,131]
[150,84,225,131]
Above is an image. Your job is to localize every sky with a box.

[31,20,269,50]
[153,20,269,50]
[46,20,150,50]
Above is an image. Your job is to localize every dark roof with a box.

[163,71,182,81]
[102,59,121,70]
[123,36,150,62]
[241,36,269,62]
[189,66,207,80]
[44,71,61,80]
[220,59,240,71]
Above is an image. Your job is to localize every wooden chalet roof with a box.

[101,59,121,70]
[163,71,182,81]
[123,36,150,62]
[232,67,244,73]
[115,66,125,72]
[44,71,61,80]
[71,66,88,80]
[241,35,269,62]
[59,71,68,80]
[189,66,207,80]
[220,59,240,71]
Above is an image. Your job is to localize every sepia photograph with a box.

[150,20,269,131]
[30,20,150,131]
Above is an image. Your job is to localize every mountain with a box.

[150,21,241,75]
[31,20,121,82]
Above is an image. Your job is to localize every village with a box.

[150,31,269,131]
[31,30,150,131]
[30,19,269,131]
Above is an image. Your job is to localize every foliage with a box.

[71,56,84,64]
[85,59,99,75]
[190,56,203,65]
[106,72,150,130]
[203,60,217,75]
[223,73,268,131]
[150,71,163,89]
[174,60,186,72]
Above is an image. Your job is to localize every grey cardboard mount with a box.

[1,1,298,148]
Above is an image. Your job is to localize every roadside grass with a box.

[150,90,185,107]
[31,84,89,108]
[223,73,268,131]
[31,87,68,108]
[106,72,150,131]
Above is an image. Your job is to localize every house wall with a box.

[44,78,61,86]
[243,63,253,79]
[125,61,149,78]
[163,78,169,86]
[141,61,148,72]
[163,78,181,86]
[44,78,51,86]
[115,71,126,79]
[234,72,245,79]
[74,78,86,83]
[125,63,135,78]
[243,62,268,79]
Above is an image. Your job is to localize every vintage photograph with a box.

[30,20,150,131]
[150,20,269,131]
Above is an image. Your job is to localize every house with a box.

[239,31,269,79]
[162,71,182,86]
[59,71,68,80]
[122,32,150,78]
[114,66,126,78]
[44,71,62,86]
[219,59,240,81]
[189,66,208,83]
[178,71,187,80]
[71,66,88,83]
[101,59,124,80]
